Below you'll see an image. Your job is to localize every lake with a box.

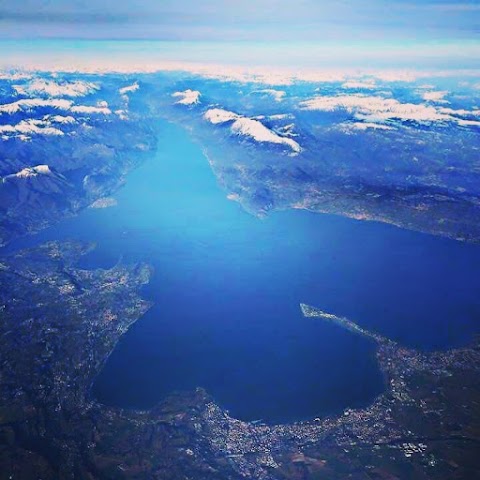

[8,121,480,423]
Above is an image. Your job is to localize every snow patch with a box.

[0,119,64,138]
[342,79,377,89]
[251,89,286,102]
[119,82,139,95]
[0,98,73,115]
[15,165,53,178]
[13,79,98,97]
[204,108,301,154]
[299,94,480,127]
[45,114,76,124]
[71,104,111,115]
[204,108,239,124]
[421,90,448,103]
[341,122,394,132]
[172,89,201,105]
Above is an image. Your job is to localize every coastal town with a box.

[1,242,477,479]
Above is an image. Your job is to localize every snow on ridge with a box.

[172,89,201,105]
[203,108,239,124]
[438,107,480,116]
[0,98,73,115]
[45,114,76,124]
[268,113,294,120]
[456,119,480,127]
[0,96,112,117]
[70,101,111,115]
[421,90,448,103]
[13,79,99,98]
[0,119,64,138]
[341,122,394,132]
[276,123,298,136]
[251,89,286,102]
[299,94,480,127]
[119,82,139,95]
[0,72,32,81]
[204,108,301,154]
[14,165,54,178]
[341,79,377,89]
[232,118,301,153]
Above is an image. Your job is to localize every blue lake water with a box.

[8,121,480,423]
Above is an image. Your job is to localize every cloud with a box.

[172,89,200,105]
[13,79,99,97]
[299,93,480,127]
[204,107,301,154]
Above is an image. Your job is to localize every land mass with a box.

[0,244,478,479]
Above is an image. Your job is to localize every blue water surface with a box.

[9,121,480,423]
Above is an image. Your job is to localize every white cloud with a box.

[172,89,201,105]
[299,94,480,127]
[119,82,139,95]
[204,107,301,154]
[13,79,99,97]
[2,63,480,86]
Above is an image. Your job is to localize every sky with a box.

[1,0,479,41]
[0,0,479,70]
